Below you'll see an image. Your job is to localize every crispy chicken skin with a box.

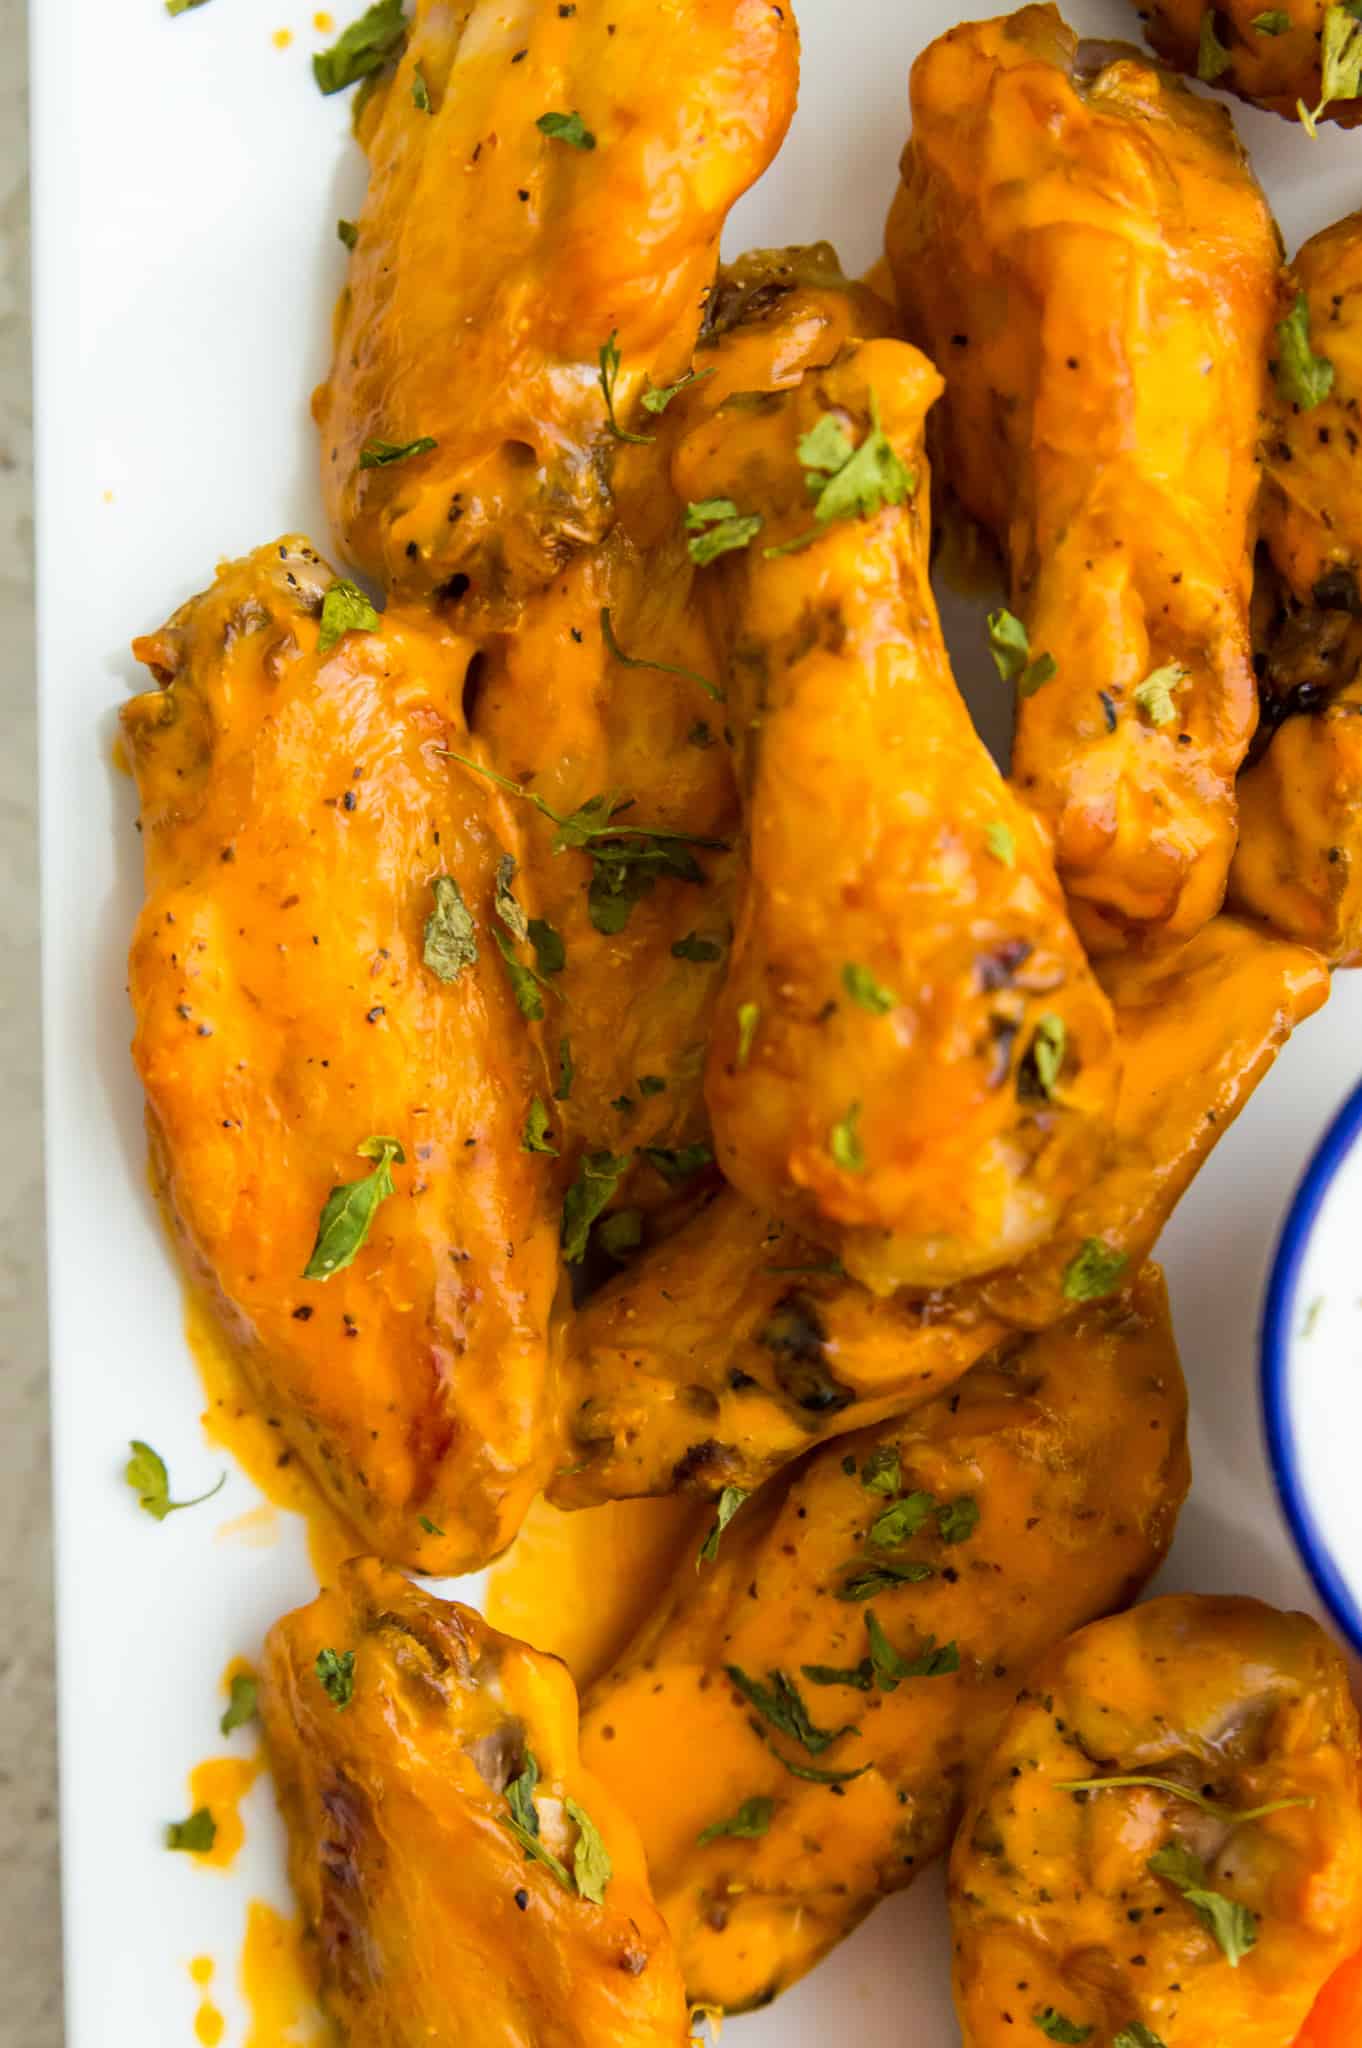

[888,5,1279,953]
[259,1559,691,2048]
[551,916,1326,1506]
[674,339,1120,1294]
[316,0,798,603]
[950,1597,1362,2048]
[1138,0,1362,127]
[1232,212,1362,963]
[581,1268,1190,2011]
[122,538,564,1575]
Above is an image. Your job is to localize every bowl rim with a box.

[1261,1067,1362,1657]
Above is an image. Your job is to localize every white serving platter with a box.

[29,1,1362,2042]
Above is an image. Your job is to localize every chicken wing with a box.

[949,1596,1362,2048]
[888,5,1279,952]
[673,338,1120,1294]
[1137,0,1362,129]
[1232,211,1362,963]
[316,0,798,603]
[259,1558,691,2047]
[580,1267,1190,2011]
[551,915,1326,1506]
[123,538,565,1575]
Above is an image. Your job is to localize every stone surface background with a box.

[0,2,63,2042]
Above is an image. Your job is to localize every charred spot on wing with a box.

[757,1292,854,1414]
[670,1438,739,1490]
[1313,562,1362,613]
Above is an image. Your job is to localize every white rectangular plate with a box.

[31,1,1362,2041]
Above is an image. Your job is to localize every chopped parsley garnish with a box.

[987,610,1056,697]
[986,820,1016,866]
[1057,1774,1313,1827]
[765,394,916,556]
[313,0,408,95]
[1021,1013,1066,1100]
[1061,1238,1128,1302]
[867,1491,937,1549]
[1252,7,1290,27]
[600,606,723,701]
[494,929,548,1018]
[359,434,437,468]
[837,1559,935,1601]
[220,1674,258,1737]
[736,1001,760,1067]
[522,1097,557,1154]
[302,1136,405,1280]
[686,498,764,565]
[1134,663,1186,726]
[860,1445,901,1495]
[423,874,477,982]
[1274,292,1336,409]
[842,962,897,1014]
[1147,1843,1257,1966]
[597,331,653,444]
[491,855,554,1017]
[805,1614,959,1693]
[317,578,380,654]
[698,1485,749,1567]
[315,1647,356,1708]
[411,62,432,111]
[672,932,722,962]
[829,1102,865,1173]
[1114,2029,1167,2048]
[337,218,359,249]
[564,1797,612,1903]
[166,0,212,13]
[501,1751,573,1888]
[1299,2,1362,131]
[637,1073,666,1096]
[696,1795,774,1845]
[642,366,715,414]
[643,1142,713,1186]
[596,1208,642,1260]
[1197,8,1233,79]
[124,1441,225,1522]
[446,753,724,937]
[722,1665,857,1756]
[528,919,564,976]
[561,1150,631,1262]
[536,109,596,150]
[937,1495,980,1545]
[418,1515,445,1536]
[554,1035,575,1101]
[1032,2010,1092,2044]
[165,1807,217,1852]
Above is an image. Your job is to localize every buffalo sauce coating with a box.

[259,1559,691,2048]
[675,337,1120,1295]
[950,1596,1362,2048]
[553,915,1325,1508]
[1138,0,1362,127]
[317,0,799,601]
[580,1267,1189,2011]
[890,4,1279,952]
[122,537,565,1576]
[1233,210,1362,965]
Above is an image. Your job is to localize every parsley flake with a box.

[317,579,380,654]
[837,1559,935,1601]
[987,609,1057,696]
[359,435,437,468]
[1114,2029,1167,2048]
[1197,9,1233,79]
[860,1446,901,1495]
[337,218,359,249]
[1033,2010,1093,2044]
[220,1674,258,1737]
[537,109,596,150]
[642,367,716,414]
[423,874,477,982]
[643,1142,713,1186]
[313,0,408,95]
[686,497,763,565]
[1062,1238,1128,1302]
[829,1102,865,1173]
[597,331,653,444]
[766,393,916,555]
[302,1136,405,1280]
[165,1807,217,1853]
[1135,663,1187,726]
[842,962,897,1014]
[561,1150,631,1262]
[937,1495,980,1545]
[1147,1843,1257,1966]
[554,1035,575,1101]
[868,1490,936,1549]
[698,1485,749,1567]
[565,1797,612,1903]
[736,1001,760,1068]
[1058,1774,1312,1827]
[597,1208,643,1260]
[1300,2,1362,130]
[315,1647,355,1708]
[986,820,1016,866]
[600,607,723,701]
[1021,1013,1067,1101]
[1274,293,1336,410]
[1253,7,1290,26]
[723,1665,857,1756]
[696,1795,774,1845]
[411,61,432,111]
[124,1441,226,1523]
[501,1751,573,1889]
[522,1097,558,1155]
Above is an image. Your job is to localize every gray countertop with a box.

[0,2,62,2042]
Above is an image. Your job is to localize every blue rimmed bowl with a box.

[1262,1071,1362,1655]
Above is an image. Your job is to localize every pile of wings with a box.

[122,1,1362,2042]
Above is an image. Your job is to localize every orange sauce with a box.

[486,1491,705,1691]
[187,1958,224,2045]
[185,1282,358,1587]
[240,1901,328,2047]
[186,1755,265,1871]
